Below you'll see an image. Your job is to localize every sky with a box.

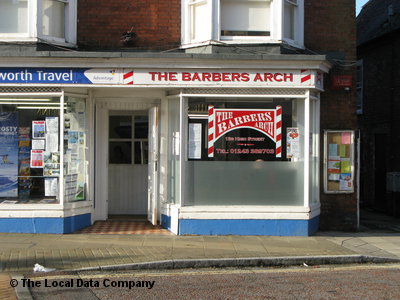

[356,0,370,16]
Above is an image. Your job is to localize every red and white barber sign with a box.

[208,106,282,158]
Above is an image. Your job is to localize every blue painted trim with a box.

[308,215,320,235]
[161,214,172,231]
[64,214,92,233]
[0,214,91,234]
[179,217,320,236]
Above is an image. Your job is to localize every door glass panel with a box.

[109,142,132,164]
[134,116,149,139]
[109,116,132,139]
[134,141,149,165]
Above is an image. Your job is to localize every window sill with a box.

[0,37,38,43]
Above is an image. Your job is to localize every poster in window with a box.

[188,123,202,159]
[45,117,58,134]
[340,173,352,191]
[208,106,283,161]
[32,121,46,139]
[287,127,300,159]
[32,139,45,150]
[0,112,19,197]
[45,178,58,197]
[30,150,44,168]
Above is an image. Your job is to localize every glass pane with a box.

[185,161,304,205]
[191,1,209,41]
[0,97,61,204]
[134,141,148,165]
[325,131,354,193]
[109,116,132,139]
[134,115,148,139]
[221,0,270,35]
[0,0,28,33]
[284,2,295,39]
[42,0,65,38]
[167,99,180,204]
[109,142,132,164]
[64,97,87,202]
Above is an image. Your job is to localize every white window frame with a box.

[181,0,304,48]
[282,0,304,48]
[0,0,76,47]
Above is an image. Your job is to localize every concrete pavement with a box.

[1,231,400,299]
[1,231,400,273]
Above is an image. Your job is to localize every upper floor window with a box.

[182,0,304,48]
[0,0,28,34]
[0,0,76,47]
[220,0,271,37]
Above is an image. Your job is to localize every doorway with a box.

[108,111,149,216]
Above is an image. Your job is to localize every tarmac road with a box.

[23,264,400,299]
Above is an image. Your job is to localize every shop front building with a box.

[0,54,333,235]
[0,0,358,235]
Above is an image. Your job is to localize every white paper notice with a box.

[45,133,59,152]
[287,128,300,159]
[45,178,58,197]
[45,117,59,134]
[30,150,44,168]
[188,123,202,159]
[32,139,45,150]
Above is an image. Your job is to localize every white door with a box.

[108,111,149,215]
[148,106,159,225]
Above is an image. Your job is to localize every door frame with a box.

[94,98,160,221]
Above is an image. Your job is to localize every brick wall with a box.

[77,0,181,50]
[357,31,400,214]
[305,0,358,230]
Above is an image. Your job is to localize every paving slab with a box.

[0,273,17,300]
[1,232,400,273]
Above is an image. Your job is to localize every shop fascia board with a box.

[0,53,332,73]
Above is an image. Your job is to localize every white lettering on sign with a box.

[36,70,73,81]
[0,70,33,81]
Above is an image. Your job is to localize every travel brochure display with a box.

[0,101,86,202]
[0,112,19,197]
[325,131,353,192]
[18,127,31,199]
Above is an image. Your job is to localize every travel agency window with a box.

[0,0,77,46]
[0,94,88,204]
[182,0,304,47]
[184,97,309,206]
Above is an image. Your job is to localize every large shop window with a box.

[0,96,87,204]
[184,98,305,206]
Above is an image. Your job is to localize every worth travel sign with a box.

[0,68,323,89]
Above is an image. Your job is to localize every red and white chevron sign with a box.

[123,70,134,84]
[208,106,282,158]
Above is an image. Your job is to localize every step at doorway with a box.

[75,216,172,235]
